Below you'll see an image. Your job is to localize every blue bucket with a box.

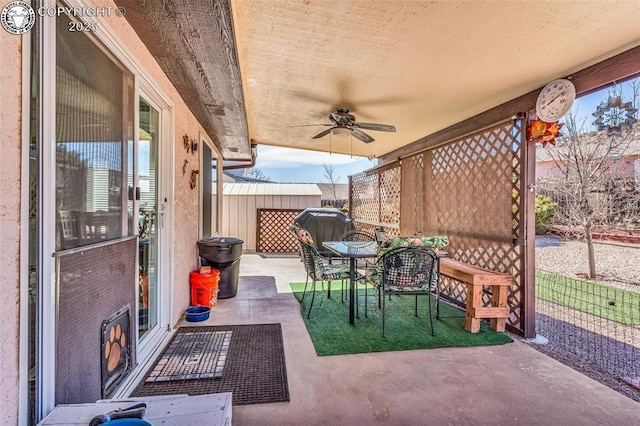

[103,419,152,426]
[185,306,211,322]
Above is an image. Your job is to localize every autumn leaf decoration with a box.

[528,119,563,147]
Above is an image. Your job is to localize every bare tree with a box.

[322,163,340,201]
[245,167,270,181]
[538,83,639,278]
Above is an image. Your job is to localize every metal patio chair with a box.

[290,224,360,318]
[379,246,439,337]
[340,229,377,317]
[374,229,389,245]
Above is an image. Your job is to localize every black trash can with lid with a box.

[197,237,244,298]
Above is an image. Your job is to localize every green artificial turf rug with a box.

[290,282,512,356]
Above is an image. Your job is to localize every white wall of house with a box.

[221,183,321,251]
[0,26,24,426]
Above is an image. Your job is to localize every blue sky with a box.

[251,145,377,183]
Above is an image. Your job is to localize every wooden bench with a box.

[439,258,514,333]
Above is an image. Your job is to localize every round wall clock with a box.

[535,78,576,122]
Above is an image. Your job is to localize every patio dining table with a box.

[322,240,378,324]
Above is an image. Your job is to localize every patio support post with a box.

[348,175,353,218]
[520,113,536,338]
[377,174,382,226]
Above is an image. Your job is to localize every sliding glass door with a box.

[135,97,160,340]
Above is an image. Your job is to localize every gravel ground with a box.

[527,236,640,403]
[535,235,640,291]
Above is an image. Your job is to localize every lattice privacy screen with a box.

[351,172,380,225]
[256,209,303,253]
[351,165,401,236]
[351,119,528,333]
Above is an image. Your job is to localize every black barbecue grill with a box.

[294,208,355,257]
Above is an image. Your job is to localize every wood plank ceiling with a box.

[117,0,640,161]
[114,0,249,160]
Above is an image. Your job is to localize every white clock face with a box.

[536,79,576,122]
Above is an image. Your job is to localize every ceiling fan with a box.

[297,108,396,143]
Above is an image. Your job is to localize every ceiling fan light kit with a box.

[331,127,351,138]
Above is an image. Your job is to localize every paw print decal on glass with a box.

[104,323,126,372]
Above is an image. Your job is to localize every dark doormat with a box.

[132,324,289,405]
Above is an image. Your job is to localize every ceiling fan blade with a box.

[312,128,334,139]
[288,124,332,128]
[351,128,375,143]
[353,122,396,132]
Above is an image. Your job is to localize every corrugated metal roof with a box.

[315,183,350,200]
[223,182,322,196]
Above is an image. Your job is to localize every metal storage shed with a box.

[221,183,322,251]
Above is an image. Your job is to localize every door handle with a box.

[127,186,141,201]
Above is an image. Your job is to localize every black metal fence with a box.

[535,270,640,383]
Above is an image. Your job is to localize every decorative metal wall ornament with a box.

[190,169,200,189]
[182,160,188,176]
[183,134,190,152]
[182,134,199,154]
[592,95,637,136]
[528,118,563,147]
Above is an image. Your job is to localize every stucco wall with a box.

[535,161,557,180]
[0,28,23,426]
[100,1,223,325]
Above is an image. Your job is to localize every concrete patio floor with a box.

[175,254,639,425]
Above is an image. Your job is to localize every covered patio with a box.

[116,0,640,342]
[150,254,639,425]
[4,1,640,424]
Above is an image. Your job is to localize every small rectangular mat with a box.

[258,253,299,258]
[145,330,232,382]
[133,323,289,405]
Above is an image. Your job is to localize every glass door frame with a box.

[133,90,171,359]
[36,2,58,418]
[133,84,173,364]
[199,133,220,238]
